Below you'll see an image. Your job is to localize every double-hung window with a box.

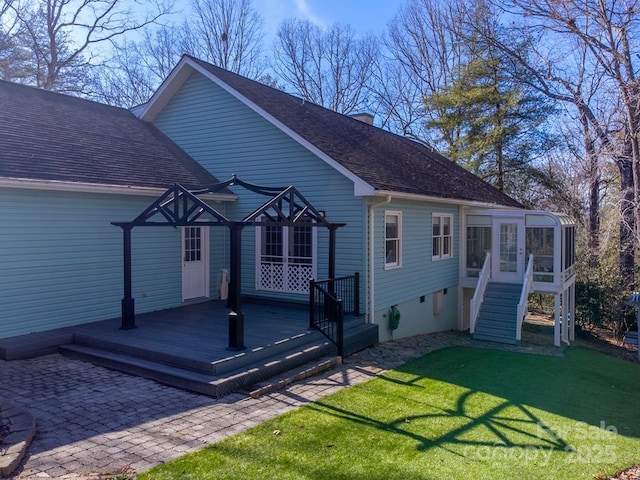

[385,211,402,269]
[432,213,453,260]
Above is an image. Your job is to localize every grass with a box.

[140,347,640,480]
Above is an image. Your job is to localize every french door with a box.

[491,218,525,283]
[256,222,316,294]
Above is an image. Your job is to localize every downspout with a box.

[368,195,392,324]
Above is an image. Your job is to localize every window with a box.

[563,226,575,271]
[183,227,202,262]
[526,227,554,282]
[466,226,491,277]
[256,219,316,293]
[385,211,401,268]
[432,214,453,260]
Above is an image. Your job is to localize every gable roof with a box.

[0,79,226,193]
[141,55,522,208]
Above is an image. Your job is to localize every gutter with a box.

[0,177,238,201]
[368,195,392,325]
[373,190,523,209]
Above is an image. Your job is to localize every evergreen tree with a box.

[424,50,556,197]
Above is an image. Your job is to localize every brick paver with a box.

[1,331,560,479]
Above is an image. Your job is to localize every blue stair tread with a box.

[473,332,518,345]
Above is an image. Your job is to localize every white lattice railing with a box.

[516,254,535,341]
[470,253,491,334]
[259,261,313,293]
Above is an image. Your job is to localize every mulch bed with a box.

[598,464,640,480]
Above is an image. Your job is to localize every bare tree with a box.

[370,59,429,143]
[382,0,471,143]
[273,18,379,114]
[94,25,184,106]
[0,0,32,82]
[181,0,264,78]
[488,0,640,294]
[8,0,170,93]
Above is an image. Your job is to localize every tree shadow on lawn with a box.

[303,345,638,471]
[310,388,570,456]
[140,346,640,480]
[376,346,639,439]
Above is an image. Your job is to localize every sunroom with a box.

[460,209,576,347]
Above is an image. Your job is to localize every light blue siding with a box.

[371,199,460,339]
[374,200,459,307]
[154,72,366,302]
[0,188,197,338]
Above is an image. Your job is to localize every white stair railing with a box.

[516,254,535,341]
[470,253,491,334]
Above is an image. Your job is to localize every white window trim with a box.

[254,219,318,294]
[384,210,402,269]
[432,213,454,261]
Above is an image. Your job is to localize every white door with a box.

[491,218,525,283]
[182,226,210,300]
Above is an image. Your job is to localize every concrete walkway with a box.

[1,331,561,479]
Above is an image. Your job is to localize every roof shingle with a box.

[188,55,522,208]
[0,79,220,190]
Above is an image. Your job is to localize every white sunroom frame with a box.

[459,208,576,347]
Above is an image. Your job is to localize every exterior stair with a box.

[472,282,522,345]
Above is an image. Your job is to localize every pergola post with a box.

[121,224,135,330]
[328,224,337,295]
[228,223,245,350]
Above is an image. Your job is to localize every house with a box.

[0,54,576,362]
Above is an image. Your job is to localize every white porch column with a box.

[569,283,576,342]
[561,287,569,344]
[554,293,561,347]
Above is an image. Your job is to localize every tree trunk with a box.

[579,107,600,269]
[618,156,635,332]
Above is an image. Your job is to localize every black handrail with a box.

[309,273,360,357]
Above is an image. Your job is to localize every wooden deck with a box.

[1,299,378,397]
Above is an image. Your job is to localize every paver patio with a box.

[1,331,560,479]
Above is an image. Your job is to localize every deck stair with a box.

[58,318,377,398]
[472,282,522,345]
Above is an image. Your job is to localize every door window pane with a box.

[184,227,202,262]
[499,223,518,273]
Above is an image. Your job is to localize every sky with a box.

[252,0,405,41]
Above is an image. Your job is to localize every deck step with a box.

[344,321,378,355]
[59,340,335,398]
[243,355,342,398]
[59,318,377,398]
[71,328,324,376]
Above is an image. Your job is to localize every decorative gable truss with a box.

[121,176,333,229]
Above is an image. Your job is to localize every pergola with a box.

[112,175,345,350]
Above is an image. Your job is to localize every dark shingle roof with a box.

[0,79,220,190]
[188,56,522,208]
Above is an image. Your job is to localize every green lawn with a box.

[140,347,640,480]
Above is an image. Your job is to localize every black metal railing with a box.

[309,273,360,357]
